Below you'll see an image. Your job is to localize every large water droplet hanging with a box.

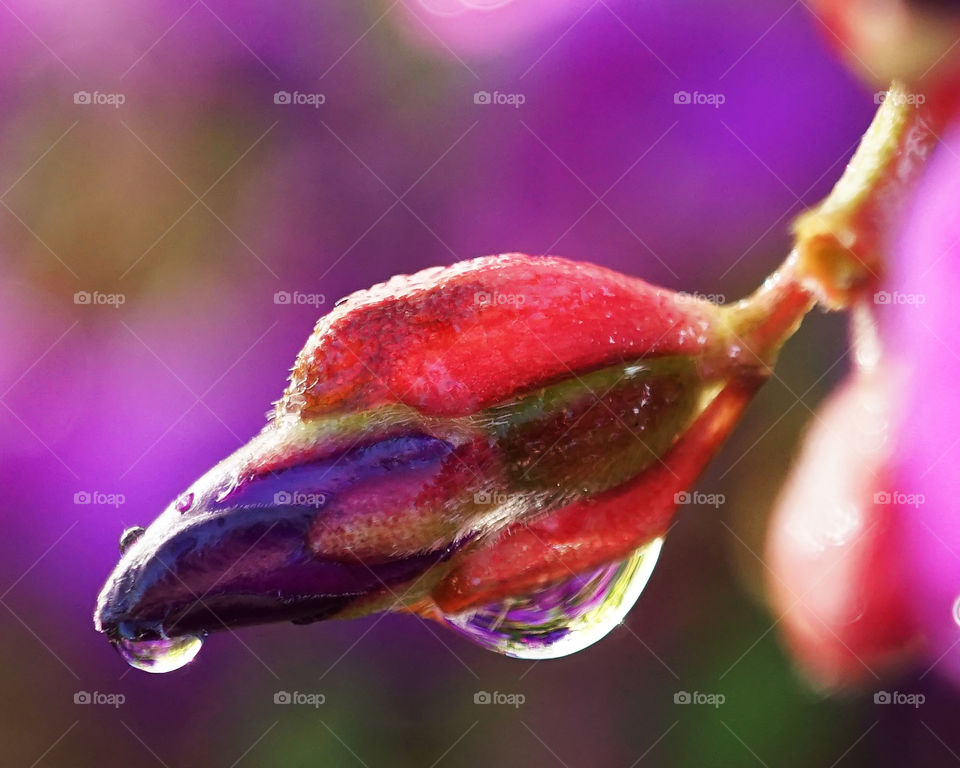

[115,633,204,673]
[175,492,194,513]
[441,538,663,659]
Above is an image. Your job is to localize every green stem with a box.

[722,250,815,369]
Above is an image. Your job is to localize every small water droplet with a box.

[116,633,203,673]
[175,492,194,513]
[118,526,145,554]
[216,483,237,502]
[442,538,663,659]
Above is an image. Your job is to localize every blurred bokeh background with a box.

[2,0,958,766]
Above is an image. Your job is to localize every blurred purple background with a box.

[2,1,957,766]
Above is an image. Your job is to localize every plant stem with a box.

[722,250,815,368]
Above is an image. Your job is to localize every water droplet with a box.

[216,478,239,503]
[442,538,663,659]
[115,633,203,674]
[175,492,194,513]
[118,526,145,554]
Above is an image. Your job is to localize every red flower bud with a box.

[95,253,812,669]
[810,0,960,122]
[765,371,920,689]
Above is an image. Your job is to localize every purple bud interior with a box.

[96,434,462,640]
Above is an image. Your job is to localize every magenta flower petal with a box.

[887,116,960,683]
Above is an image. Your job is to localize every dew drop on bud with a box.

[115,633,204,673]
[175,492,194,513]
[215,480,238,503]
[441,538,663,658]
[118,526,145,554]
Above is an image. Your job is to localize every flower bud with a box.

[765,372,919,689]
[95,254,807,668]
[810,0,960,121]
